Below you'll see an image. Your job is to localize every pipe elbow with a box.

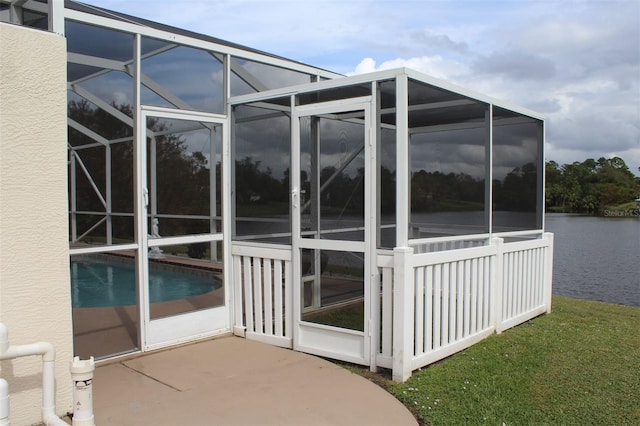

[0,342,56,361]
[38,342,56,362]
[42,409,69,426]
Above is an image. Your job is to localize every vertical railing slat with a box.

[536,247,543,305]
[456,261,463,341]
[263,259,273,336]
[527,250,533,311]
[441,263,449,346]
[507,252,514,319]
[449,262,456,343]
[242,256,254,333]
[233,254,244,331]
[284,259,293,339]
[518,250,524,315]
[253,257,263,333]
[463,259,471,338]
[382,266,393,358]
[415,266,425,356]
[492,238,503,332]
[274,260,283,337]
[425,265,433,353]
[433,264,441,350]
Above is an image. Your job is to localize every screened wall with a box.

[232,72,545,251]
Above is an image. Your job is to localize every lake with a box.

[545,213,639,307]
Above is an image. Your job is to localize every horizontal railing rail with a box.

[409,233,491,254]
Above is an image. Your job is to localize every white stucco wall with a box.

[0,23,73,425]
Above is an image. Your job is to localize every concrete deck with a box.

[93,336,417,425]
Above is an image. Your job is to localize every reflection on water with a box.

[545,214,640,307]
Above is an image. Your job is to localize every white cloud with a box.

[349,55,469,81]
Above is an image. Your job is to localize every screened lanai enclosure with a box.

[231,71,553,381]
[3,0,552,381]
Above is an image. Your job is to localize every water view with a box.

[545,213,639,307]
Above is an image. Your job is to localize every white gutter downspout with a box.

[0,323,67,426]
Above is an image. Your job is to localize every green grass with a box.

[606,201,639,211]
[349,296,640,425]
[603,201,639,217]
[303,302,364,331]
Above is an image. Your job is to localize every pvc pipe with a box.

[42,360,67,426]
[0,324,8,354]
[0,378,9,426]
[0,342,55,362]
[0,323,67,426]
[70,357,95,426]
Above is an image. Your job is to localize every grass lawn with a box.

[348,296,640,425]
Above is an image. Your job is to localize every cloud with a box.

[408,31,468,54]
[349,55,468,81]
[472,50,556,81]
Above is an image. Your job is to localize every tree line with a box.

[545,157,640,214]
[70,100,639,225]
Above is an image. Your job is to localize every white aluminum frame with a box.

[291,96,375,367]
[138,106,230,351]
[62,4,341,82]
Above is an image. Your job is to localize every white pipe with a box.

[0,378,9,426]
[0,324,67,426]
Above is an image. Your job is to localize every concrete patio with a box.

[91,336,417,425]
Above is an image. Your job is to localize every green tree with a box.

[544,156,639,214]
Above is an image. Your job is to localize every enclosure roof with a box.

[68,0,339,77]
[231,67,544,121]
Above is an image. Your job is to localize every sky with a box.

[81,0,640,176]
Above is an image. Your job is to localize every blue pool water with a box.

[71,257,220,308]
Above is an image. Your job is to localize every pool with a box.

[70,256,221,308]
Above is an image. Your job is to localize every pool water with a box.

[71,257,220,308]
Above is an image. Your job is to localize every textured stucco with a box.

[0,23,73,425]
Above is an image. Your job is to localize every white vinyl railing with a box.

[387,232,554,381]
[496,235,554,333]
[376,253,395,370]
[231,242,292,348]
[231,233,553,382]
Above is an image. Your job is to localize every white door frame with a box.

[138,106,230,350]
[291,97,376,366]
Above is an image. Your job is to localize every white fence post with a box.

[543,232,554,313]
[492,237,504,334]
[232,253,245,336]
[392,247,414,382]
